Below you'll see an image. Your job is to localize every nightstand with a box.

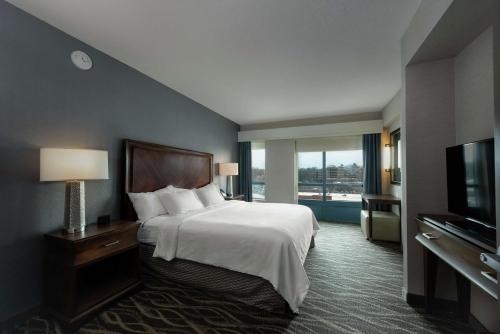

[224,194,245,201]
[43,220,142,330]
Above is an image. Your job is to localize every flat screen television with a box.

[446,139,496,246]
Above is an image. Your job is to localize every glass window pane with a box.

[251,145,265,200]
[298,152,323,201]
[325,150,363,202]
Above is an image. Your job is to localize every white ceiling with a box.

[7,0,421,125]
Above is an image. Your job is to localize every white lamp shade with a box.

[40,148,109,181]
[219,163,239,176]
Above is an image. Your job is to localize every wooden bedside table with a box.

[43,220,142,330]
[224,194,245,201]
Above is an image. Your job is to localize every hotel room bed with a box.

[140,245,288,312]
[122,139,319,313]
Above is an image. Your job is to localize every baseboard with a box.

[406,293,491,334]
[0,304,40,332]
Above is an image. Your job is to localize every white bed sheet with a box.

[147,201,319,312]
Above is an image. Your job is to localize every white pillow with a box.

[128,185,179,222]
[168,185,188,193]
[157,189,205,215]
[128,192,166,222]
[195,184,225,207]
[154,185,177,196]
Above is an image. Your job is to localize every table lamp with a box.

[219,162,239,197]
[40,148,109,233]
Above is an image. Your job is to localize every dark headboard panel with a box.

[122,139,213,220]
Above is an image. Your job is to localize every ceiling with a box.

[7,0,421,125]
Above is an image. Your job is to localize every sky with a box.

[251,149,363,169]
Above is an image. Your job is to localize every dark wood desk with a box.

[416,215,497,321]
[361,194,401,241]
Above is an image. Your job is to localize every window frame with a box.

[390,128,401,185]
[297,151,325,201]
[298,151,363,203]
[251,144,266,201]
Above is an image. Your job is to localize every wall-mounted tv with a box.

[446,139,496,245]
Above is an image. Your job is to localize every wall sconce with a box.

[383,144,391,172]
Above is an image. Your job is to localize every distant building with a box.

[298,163,364,197]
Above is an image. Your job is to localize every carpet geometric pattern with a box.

[10,223,476,333]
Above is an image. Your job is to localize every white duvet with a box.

[151,200,319,312]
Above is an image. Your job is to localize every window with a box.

[325,151,363,201]
[390,129,401,184]
[298,150,363,202]
[298,152,323,201]
[251,142,265,200]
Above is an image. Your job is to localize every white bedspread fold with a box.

[152,201,319,312]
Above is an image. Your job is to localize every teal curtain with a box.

[362,134,383,210]
[238,142,253,202]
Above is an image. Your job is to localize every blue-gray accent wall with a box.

[0,1,239,321]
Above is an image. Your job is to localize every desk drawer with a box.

[73,228,138,266]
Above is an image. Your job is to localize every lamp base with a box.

[226,176,233,198]
[64,181,86,234]
[65,226,86,234]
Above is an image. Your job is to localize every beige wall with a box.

[402,0,454,65]
[400,1,452,299]
[453,26,497,329]
[399,2,499,331]
[381,90,402,202]
[382,90,402,129]
[405,58,456,296]
[454,27,494,144]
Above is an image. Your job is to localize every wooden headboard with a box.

[122,139,213,220]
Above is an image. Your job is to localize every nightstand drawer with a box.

[73,228,138,266]
[44,221,142,330]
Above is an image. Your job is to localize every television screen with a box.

[446,139,495,227]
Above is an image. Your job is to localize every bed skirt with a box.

[139,243,290,313]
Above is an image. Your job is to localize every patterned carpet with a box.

[11,223,476,334]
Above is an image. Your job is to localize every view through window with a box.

[251,143,265,200]
[298,150,363,201]
[297,152,323,200]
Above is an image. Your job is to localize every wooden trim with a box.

[122,139,213,220]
